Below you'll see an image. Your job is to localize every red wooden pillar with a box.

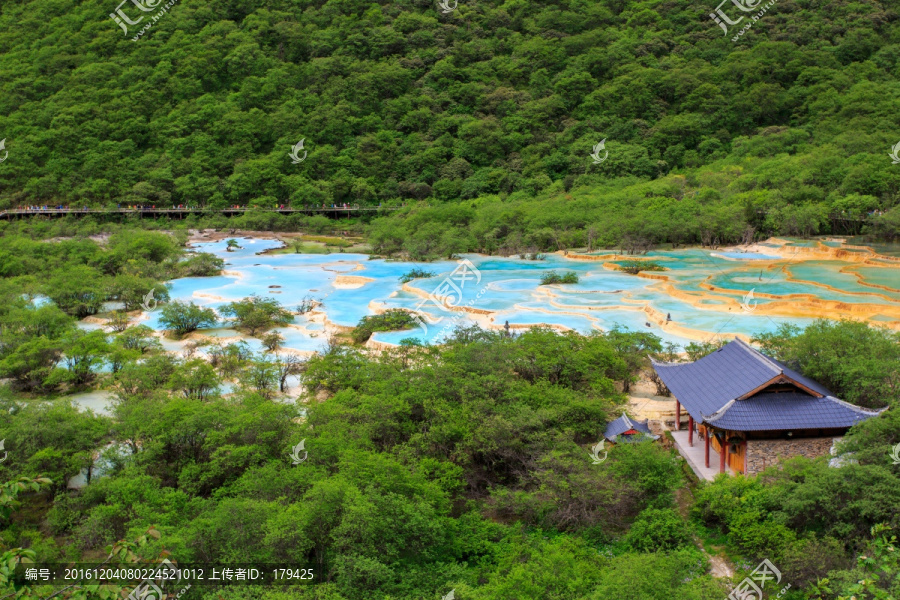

[675,400,681,430]
[688,416,694,446]
[720,432,728,473]
[743,440,748,475]
[704,428,710,468]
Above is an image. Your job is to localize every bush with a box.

[588,549,721,600]
[619,260,665,274]
[297,295,318,314]
[540,271,579,285]
[351,309,419,343]
[728,510,796,558]
[399,268,436,283]
[158,300,218,336]
[219,295,293,336]
[691,475,774,532]
[779,536,848,589]
[178,252,224,277]
[623,508,692,552]
[607,442,682,506]
[260,331,283,352]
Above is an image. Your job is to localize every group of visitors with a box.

[19,205,89,211]
[20,205,72,211]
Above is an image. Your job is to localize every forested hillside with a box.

[1,0,899,247]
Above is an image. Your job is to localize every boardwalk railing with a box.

[0,206,406,219]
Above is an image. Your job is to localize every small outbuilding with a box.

[603,414,659,444]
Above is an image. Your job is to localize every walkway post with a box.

[720,433,727,473]
[688,416,694,446]
[675,400,680,430]
[704,428,710,468]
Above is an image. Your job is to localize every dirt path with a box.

[708,554,735,579]
[675,487,735,580]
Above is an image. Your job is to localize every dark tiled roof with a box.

[651,338,883,430]
[707,392,884,431]
[604,414,656,440]
[768,356,834,398]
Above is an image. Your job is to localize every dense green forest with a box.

[0,227,898,599]
[1,0,900,254]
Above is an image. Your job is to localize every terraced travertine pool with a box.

[120,236,900,351]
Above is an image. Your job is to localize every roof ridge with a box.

[733,338,782,375]
[823,396,889,416]
[705,398,737,422]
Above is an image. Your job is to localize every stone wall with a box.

[746,437,839,475]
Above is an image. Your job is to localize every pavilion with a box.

[651,339,884,475]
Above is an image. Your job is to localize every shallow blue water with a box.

[713,251,781,260]
[76,238,899,351]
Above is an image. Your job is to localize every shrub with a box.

[220,295,293,335]
[691,475,773,531]
[619,260,665,274]
[351,309,420,344]
[261,331,284,352]
[540,270,579,285]
[399,268,436,283]
[728,510,796,557]
[779,536,848,589]
[178,252,224,277]
[158,300,217,336]
[608,441,682,505]
[623,508,692,552]
[297,295,318,314]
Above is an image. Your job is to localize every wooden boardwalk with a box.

[0,206,404,219]
[671,430,734,481]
